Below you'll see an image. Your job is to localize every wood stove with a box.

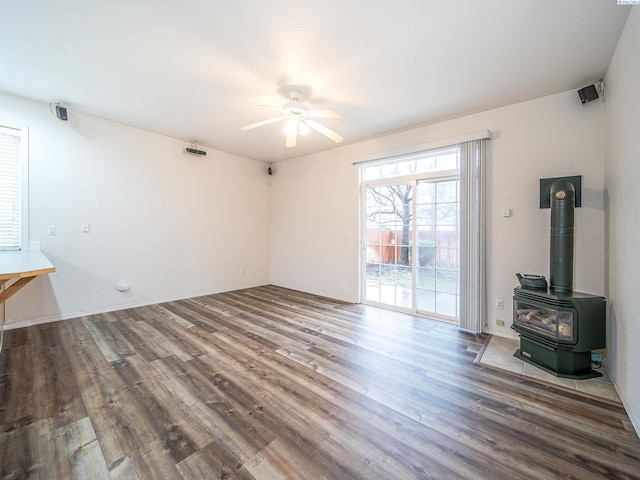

[513,288,605,379]
[511,179,606,379]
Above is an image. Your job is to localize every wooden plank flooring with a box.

[1,285,639,479]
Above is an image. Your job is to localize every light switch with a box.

[47,225,56,235]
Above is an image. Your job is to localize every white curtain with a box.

[458,138,489,332]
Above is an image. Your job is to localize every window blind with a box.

[458,138,488,333]
[0,126,22,250]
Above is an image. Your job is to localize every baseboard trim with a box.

[2,283,271,331]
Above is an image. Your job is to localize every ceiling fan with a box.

[241,90,343,148]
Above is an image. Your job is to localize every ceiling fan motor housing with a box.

[283,103,308,119]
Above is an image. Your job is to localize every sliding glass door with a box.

[361,147,460,323]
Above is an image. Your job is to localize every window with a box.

[0,126,28,250]
[362,147,458,181]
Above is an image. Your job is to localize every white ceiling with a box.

[0,1,631,163]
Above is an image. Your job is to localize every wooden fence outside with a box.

[366,228,457,266]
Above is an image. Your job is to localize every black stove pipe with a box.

[549,180,575,293]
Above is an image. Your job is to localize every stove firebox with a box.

[513,288,605,378]
[511,178,606,379]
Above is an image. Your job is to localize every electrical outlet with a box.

[495,299,504,310]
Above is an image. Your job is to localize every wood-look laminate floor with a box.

[1,285,639,479]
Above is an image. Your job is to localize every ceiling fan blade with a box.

[285,131,297,148]
[240,116,284,131]
[308,109,341,119]
[305,119,344,143]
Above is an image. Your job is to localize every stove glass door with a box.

[514,299,575,344]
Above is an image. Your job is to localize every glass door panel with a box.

[364,183,413,310]
[416,179,460,321]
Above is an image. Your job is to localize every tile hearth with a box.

[475,335,621,404]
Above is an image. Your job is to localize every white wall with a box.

[603,7,640,436]
[270,89,605,337]
[269,150,360,301]
[1,92,270,327]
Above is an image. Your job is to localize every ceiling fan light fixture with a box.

[283,119,297,135]
[298,121,310,136]
[283,119,309,136]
